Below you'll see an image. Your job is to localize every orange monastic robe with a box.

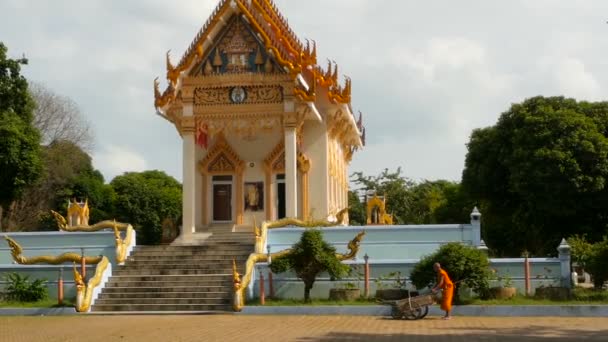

[438,269,454,311]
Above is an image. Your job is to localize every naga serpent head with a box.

[50,210,68,230]
[4,236,25,264]
[73,262,85,287]
[348,230,366,251]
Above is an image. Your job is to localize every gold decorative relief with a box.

[193,85,283,106]
[209,154,236,173]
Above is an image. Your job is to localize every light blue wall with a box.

[0,231,117,300]
[250,258,562,300]
[267,225,477,260]
[253,224,563,300]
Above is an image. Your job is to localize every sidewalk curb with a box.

[239,305,608,317]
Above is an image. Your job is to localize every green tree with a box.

[571,235,608,289]
[347,190,366,225]
[351,168,415,224]
[111,170,182,245]
[11,140,113,231]
[269,229,349,302]
[0,42,42,231]
[410,242,491,303]
[462,96,608,256]
[351,169,471,225]
[433,182,475,224]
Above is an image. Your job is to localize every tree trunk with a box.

[0,205,4,232]
[303,278,315,303]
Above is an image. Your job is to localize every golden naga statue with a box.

[73,257,110,312]
[262,207,350,230]
[50,210,131,232]
[337,230,366,261]
[113,220,134,264]
[4,236,102,265]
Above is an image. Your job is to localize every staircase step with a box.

[95,298,230,305]
[106,280,232,287]
[114,268,243,275]
[101,286,227,293]
[98,291,231,299]
[91,304,232,312]
[123,259,249,266]
[119,263,245,269]
[108,274,232,282]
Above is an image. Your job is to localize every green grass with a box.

[0,298,74,308]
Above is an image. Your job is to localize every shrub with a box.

[585,238,608,289]
[4,272,48,302]
[410,242,491,303]
[569,235,608,289]
[269,230,349,302]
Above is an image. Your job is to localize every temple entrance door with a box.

[277,174,286,219]
[213,183,232,222]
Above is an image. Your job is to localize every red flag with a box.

[196,121,208,149]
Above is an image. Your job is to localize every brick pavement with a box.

[1,315,606,341]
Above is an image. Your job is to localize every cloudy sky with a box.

[2,0,608,183]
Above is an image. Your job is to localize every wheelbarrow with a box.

[384,288,439,320]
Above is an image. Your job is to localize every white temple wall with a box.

[302,120,329,220]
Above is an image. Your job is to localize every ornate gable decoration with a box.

[197,17,277,76]
[199,133,244,174]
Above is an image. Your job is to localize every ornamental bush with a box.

[4,272,48,302]
[410,242,491,303]
[269,229,349,302]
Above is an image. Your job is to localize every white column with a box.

[182,103,196,240]
[284,125,298,218]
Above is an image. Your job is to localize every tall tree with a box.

[11,141,113,231]
[347,190,366,225]
[0,42,42,231]
[29,83,94,151]
[462,96,608,256]
[111,171,182,245]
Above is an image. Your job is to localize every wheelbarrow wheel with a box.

[403,307,423,320]
[390,305,402,319]
[417,306,429,319]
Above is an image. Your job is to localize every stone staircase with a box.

[92,230,254,312]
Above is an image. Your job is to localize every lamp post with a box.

[364,253,370,298]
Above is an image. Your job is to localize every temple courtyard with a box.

[1,315,606,341]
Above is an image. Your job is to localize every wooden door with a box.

[213,184,232,221]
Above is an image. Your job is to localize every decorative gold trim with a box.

[50,210,130,232]
[73,256,110,312]
[4,236,103,265]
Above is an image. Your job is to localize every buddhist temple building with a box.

[154,0,365,240]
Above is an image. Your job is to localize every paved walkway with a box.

[1,315,607,341]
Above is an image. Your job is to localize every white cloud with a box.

[3,0,608,183]
[93,145,148,181]
[553,58,602,101]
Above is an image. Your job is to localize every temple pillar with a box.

[284,121,298,219]
[181,104,196,240]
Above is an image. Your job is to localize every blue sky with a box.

[1,0,607,183]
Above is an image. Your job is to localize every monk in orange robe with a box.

[431,262,454,320]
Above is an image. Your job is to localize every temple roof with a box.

[154,0,364,146]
